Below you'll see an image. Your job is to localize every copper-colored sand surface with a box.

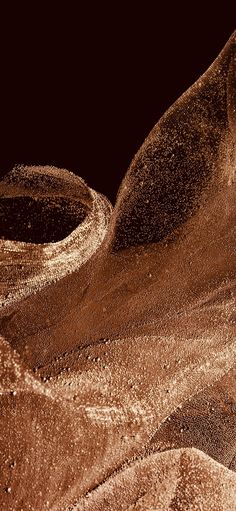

[0,30,236,510]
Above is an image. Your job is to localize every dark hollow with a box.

[0,196,88,244]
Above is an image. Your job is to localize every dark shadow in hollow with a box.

[0,196,88,244]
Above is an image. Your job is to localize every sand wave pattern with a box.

[0,30,236,510]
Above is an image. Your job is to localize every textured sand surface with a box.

[0,30,236,510]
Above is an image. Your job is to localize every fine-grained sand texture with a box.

[0,30,236,510]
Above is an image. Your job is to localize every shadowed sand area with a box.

[0,30,236,510]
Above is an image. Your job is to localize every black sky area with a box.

[0,5,235,204]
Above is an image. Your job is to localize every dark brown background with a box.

[0,4,235,203]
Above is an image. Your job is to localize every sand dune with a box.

[0,30,236,510]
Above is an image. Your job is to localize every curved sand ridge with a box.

[0,165,112,307]
[0,30,236,510]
